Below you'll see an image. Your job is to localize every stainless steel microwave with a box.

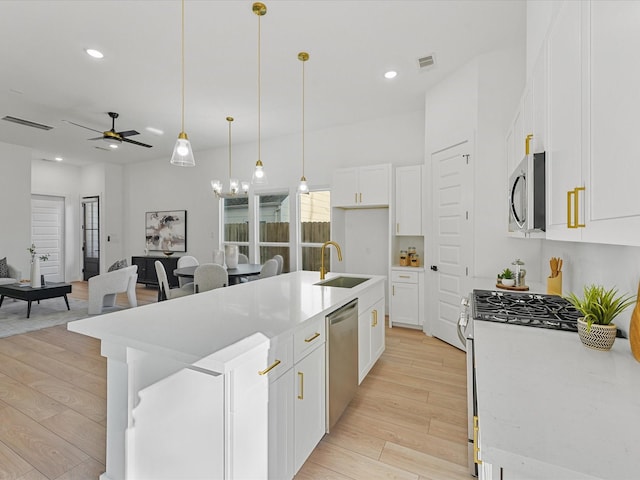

[508,152,545,232]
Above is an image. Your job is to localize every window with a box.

[299,191,331,271]
[222,197,249,258]
[258,193,290,272]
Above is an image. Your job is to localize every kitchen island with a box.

[68,271,385,480]
[475,320,640,480]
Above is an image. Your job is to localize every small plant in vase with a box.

[27,244,49,287]
[500,268,515,287]
[566,284,635,351]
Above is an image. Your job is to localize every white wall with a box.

[122,110,424,264]
[0,142,32,276]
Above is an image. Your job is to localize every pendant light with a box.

[170,0,195,167]
[251,2,268,184]
[211,117,249,198]
[297,52,310,194]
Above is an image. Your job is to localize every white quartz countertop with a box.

[69,271,384,370]
[474,320,640,479]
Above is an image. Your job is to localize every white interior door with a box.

[31,194,65,283]
[429,141,472,350]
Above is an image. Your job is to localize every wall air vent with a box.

[2,115,53,131]
[417,54,435,69]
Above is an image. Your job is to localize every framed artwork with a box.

[145,210,187,252]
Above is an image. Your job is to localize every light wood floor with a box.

[0,282,469,480]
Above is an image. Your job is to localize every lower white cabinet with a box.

[294,343,326,473]
[358,282,386,383]
[390,268,424,327]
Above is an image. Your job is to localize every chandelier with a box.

[211,117,249,198]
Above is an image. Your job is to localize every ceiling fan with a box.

[66,112,152,148]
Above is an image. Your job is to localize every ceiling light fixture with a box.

[54,157,63,162]
[251,2,268,185]
[85,48,104,59]
[384,70,397,79]
[212,117,249,198]
[109,144,118,149]
[297,52,310,194]
[170,0,195,167]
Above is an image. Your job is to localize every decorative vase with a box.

[30,258,41,288]
[213,249,226,268]
[577,318,617,351]
[501,278,515,287]
[629,281,640,362]
[225,245,239,269]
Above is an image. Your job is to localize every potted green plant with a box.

[566,284,635,351]
[500,268,515,287]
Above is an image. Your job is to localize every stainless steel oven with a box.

[457,296,478,477]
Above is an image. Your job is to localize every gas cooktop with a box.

[471,289,582,332]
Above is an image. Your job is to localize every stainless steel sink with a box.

[314,276,369,288]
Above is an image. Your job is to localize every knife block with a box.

[547,272,562,296]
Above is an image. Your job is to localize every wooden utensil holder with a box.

[547,272,562,296]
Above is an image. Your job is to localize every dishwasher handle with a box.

[328,299,358,325]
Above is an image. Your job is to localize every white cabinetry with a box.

[544,1,640,246]
[293,315,326,474]
[357,281,386,383]
[395,165,422,235]
[390,268,424,328]
[331,164,391,207]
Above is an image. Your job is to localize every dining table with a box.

[173,264,263,285]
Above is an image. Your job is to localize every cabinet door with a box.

[269,368,294,480]
[583,1,640,246]
[370,299,386,366]
[358,307,372,384]
[395,165,422,235]
[546,0,584,241]
[131,257,147,284]
[359,164,390,206]
[294,345,326,473]
[331,168,358,207]
[391,282,420,326]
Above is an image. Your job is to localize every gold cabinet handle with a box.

[473,416,483,465]
[525,133,533,155]
[399,275,410,278]
[355,192,358,203]
[359,192,362,203]
[297,371,304,399]
[304,332,321,343]
[396,223,399,233]
[567,187,586,229]
[371,309,378,327]
[392,285,395,296]
[258,359,281,376]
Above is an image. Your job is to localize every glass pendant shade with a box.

[298,176,309,194]
[252,159,267,184]
[171,132,195,167]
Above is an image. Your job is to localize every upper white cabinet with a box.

[395,165,422,235]
[544,0,640,246]
[582,0,640,245]
[332,164,391,208]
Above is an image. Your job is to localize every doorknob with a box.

[430,265,438,271]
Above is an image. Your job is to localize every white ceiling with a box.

[0,0,525,167]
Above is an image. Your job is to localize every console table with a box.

[131,256,179,288]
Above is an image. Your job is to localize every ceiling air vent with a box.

[2,115,53,131]
[417,54,435,69]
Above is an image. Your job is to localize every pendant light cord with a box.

[181,0,185,133]
[228,117,233,177]
[257,13,261,162]
[301,57,305,177]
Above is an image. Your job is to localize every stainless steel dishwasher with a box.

[326,298,358,431]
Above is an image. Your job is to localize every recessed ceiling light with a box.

[146,126,164,135]
[85,48,104,59]
[109,144,118,149]
[384,71,397,79]
[54,157,63,162]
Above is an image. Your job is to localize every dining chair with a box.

[194,263,228,293]
[258,258,279,279]
[155,260,194,301]
[272,254,284,275]
[177,255,199,287]
[238,253,249,264]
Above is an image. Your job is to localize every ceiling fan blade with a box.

[88,136,105,141]
[64,120,103,134]
[122,137,152,148]
[117,130,140,138]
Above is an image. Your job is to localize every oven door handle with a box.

[457,311,468,348]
